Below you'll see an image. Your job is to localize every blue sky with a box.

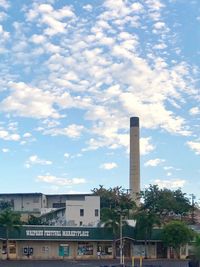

[0,0,199,201]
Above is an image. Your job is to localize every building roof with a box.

[0,193,43,196]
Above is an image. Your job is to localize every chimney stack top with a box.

[130,117,139,127]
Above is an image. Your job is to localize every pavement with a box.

[0,259,190,267]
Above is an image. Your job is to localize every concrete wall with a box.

[0,194,46,213]
[65,196,100,227]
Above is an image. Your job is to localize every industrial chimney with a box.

[129,117,140,205]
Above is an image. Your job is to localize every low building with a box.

[0,225,191,260]
[0,193,46,221]
[0,193,100,227]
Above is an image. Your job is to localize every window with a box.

[97,242,112,255]
[95,209,99,217]
[52,203,66,208]
[80,221,83,226]
[77,242,93,255]
[80,209,84,216]
[9,241,16,254]
[42,246,49,253]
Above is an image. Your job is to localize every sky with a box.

[0,0,199,202]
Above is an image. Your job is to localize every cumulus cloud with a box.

[64,152,70,158]
[187,141,200,155]
[0,82,61,119]
[189,107,200,115]
[0,129,20,141]
[100,162,118,170]
[37,174,86,186]
[140,137,155,155]
[144,158,165,167]
[153,179,186,189]
[23,132,32,138]
[42,124,84,138]
[26,4,75,36]
[2,148,9,153]
[83,4,93,12]
[0,0,10,9]
[25,155,52,168]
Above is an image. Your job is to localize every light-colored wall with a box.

[65,196,100,227]
[0,194,46,212]
[0,194,100,227]
[16,241,101,260]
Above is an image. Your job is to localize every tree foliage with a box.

[92,185,136,212]
[26,215,44,225]
[134,210,160,240]
[0,200,13,211]
[0,208,22,259]
[162,220,194,258]
[92,185,136,239]
[140,185,192,223]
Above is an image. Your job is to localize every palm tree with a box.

[0,208,22,259]
[134,210,160,258]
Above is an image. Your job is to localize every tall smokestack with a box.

[129,117,140,205]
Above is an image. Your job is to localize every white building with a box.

[0,193,100,227]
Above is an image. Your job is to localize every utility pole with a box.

[120,214,123,266]
[190,194,196,224]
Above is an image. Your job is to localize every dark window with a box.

[95,209,99,217]
[80,221,83,226]
[80,209,84,216]
[52,203,66,208]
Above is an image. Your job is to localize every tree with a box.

[26,215,44,225]
[0,200,13,211]
[134,210,160,258]
[162,220,194,258]
[141,185,192,223]
[92,185,136,215]
[92,185,136,259]
[0,209,22,259]
[190,234,200,263]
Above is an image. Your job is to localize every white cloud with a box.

[189,107,200,115]
[0,82,61,119]
[154,178,186,189]
[23,132,32,138]
[2,148,9,153]
[26,4,75,36]
[42,124,84,138]
[64,153,70,158]
[37,174,86,186]
[153,21,168,31]
[100,162,118,170]
[144,158,165,167]
[0,0,10,9]
[25,155,52,168]
[131,2,144,13]
[0,129,20,141]
[187,141,200,155]
[153,43,167,50]
[83,5,93,12]
[140,137,155,155]
[0,25,9,41]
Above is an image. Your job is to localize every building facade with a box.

[0,225,191,261]
[0,193,100,227]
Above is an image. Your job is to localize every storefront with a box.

[0,225,116,260]
[0,225,189,260]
